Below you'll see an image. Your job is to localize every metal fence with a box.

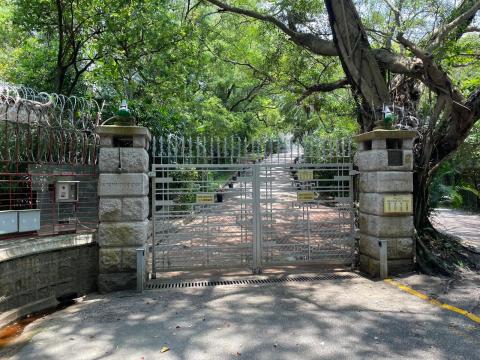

[0,83,99,239]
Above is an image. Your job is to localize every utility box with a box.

[54,217,77,234]
[56,181,79,202]
[18,209,41,232]
[0,210,18,235]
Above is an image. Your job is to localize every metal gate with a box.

[150,136,354,276]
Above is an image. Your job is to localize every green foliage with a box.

[430,122,480,210]
[1,0,479,149]
[0,0,361,142]
[459,185,480,199]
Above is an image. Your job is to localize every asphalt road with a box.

[431,208,480,251]
[2,272,479,360]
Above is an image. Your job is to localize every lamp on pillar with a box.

[382,105,396,129]
[102,100,136,127]
[374,104,396,130]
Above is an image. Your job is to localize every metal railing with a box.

[152,135,352,165]
[0,84,99,240]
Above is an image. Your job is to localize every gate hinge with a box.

[349,170,360,176]
[148,171,155,178]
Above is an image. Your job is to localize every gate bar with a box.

[252,164,262,274]
[151,136,157,279]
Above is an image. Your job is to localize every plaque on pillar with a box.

[383,195,413,215]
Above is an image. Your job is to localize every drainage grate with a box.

[146,273,359,290]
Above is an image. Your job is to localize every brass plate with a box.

[297,191,316,202]
[298,169,314,181]
[196,193,215,204]
[383,195,412,214]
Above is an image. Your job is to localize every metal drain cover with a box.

[146,273,360,290]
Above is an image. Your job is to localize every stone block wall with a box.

[0,233,98,316]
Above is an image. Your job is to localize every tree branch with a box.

[431,87,480,168]
[297,78,349,103]
[204,43,274,81]
[55,0,65,93]
[428,1,480,51]
[204,0,338,56]
[397,33,429,60]
[230,79,268,111]
[203,0,427,80]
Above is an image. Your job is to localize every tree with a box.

[7,0,187,96]
[10,0,111,95]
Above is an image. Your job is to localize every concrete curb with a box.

[0,232,96,263]
[0,296,59,328]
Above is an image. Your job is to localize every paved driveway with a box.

[2,272,478,360]
[431,208,480,251]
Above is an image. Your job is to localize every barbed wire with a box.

[0,82,100,166]
[0,82,101,131]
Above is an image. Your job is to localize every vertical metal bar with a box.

[307,201,311,260]
[136,247,145,292]
[165,166,171,270]
[206,203,210,266]
[181,136,185,164]
[252,164,262,274]
[151,137,157,278]
[189,137,192,162]
[210,136,214,164]
[349,163,355,269]
[196,137,199,164]
[379,240,388,279]
[268,166,273,240]
[167,136,171,163]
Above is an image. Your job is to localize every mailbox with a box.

[56,181,79,202]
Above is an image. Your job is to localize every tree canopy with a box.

[1,1,479,220]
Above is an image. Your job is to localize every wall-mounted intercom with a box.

[55,181,79,202]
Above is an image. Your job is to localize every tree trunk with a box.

[55,66,66,94]
[413,168,431,230]
[324,0,391,124]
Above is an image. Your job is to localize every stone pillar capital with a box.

[96,125,151,150]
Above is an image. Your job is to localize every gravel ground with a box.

[1,272,479,360]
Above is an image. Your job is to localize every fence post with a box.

[136,247,145,292]
[379,240,388,279]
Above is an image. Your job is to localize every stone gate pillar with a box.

[96,126,151,292]
[354,130,416,277]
